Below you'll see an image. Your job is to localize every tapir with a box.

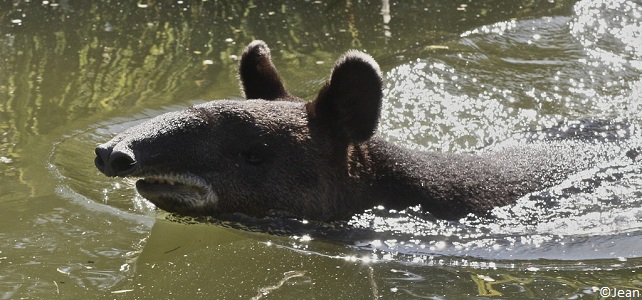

[94,40,618,221]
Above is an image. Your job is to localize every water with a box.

[375,0,642,264]
[2,0,641,299]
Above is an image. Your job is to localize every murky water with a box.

[2,0,641,299]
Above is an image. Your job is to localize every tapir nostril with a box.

[94,146,111,174]
[94,145,138,177]
[109,151,138,176]
[94,154,105,169]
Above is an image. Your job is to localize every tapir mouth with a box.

[134,173,218,215]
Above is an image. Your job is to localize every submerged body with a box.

[94,40,622,221]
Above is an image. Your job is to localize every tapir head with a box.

[94,40,382,220]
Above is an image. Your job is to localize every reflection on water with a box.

[380,12,642,152]
[369,0,642,265]
[2,0,642,298]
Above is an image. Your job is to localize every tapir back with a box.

[360,137,621,220]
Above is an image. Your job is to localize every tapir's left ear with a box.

[239,40,290,100]
[307,51,383,143]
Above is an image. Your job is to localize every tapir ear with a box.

[239,40,290,100]
[307,51,383,143]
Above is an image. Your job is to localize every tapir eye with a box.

[239,151,265,165]
[237,143,271,166]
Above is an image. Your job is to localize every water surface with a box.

[1,0,641,298]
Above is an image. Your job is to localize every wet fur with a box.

[95,40,619,221]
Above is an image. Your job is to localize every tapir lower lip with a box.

[135,178,203,204]
[136,179,196,194]
[133,174,219,214]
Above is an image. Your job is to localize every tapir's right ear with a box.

[307,51,383,143]
[239,40,290,100]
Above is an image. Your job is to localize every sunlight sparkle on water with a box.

[571,0,642,71]
[461,20,517,37]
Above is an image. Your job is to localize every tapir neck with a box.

[354,136,495,220]
[348,136,608,220]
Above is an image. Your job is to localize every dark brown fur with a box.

[95,40,613,221]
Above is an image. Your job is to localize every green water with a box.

[2,0,641,299]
